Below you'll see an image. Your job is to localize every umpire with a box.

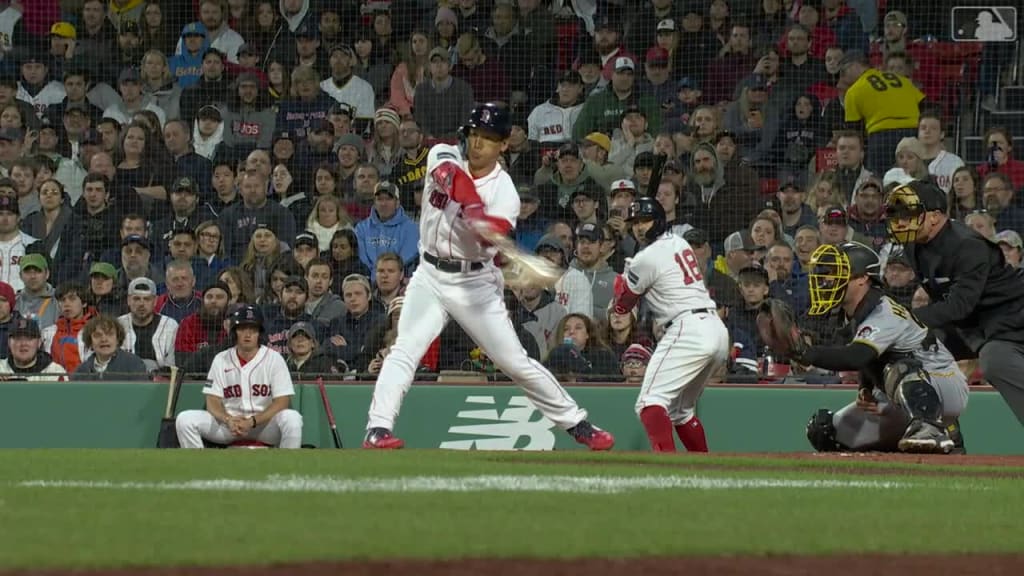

[886,180,1024,425]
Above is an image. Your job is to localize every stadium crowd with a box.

[0,0,1016,383]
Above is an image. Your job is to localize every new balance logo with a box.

[440,395,556,450]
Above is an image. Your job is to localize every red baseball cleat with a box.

[363,428,405,449]
[569,421,615,451]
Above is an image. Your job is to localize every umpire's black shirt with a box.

[907,219,1024,349]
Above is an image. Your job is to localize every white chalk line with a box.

[16,474,911,494]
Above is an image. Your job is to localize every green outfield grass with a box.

[0,450,1022,569]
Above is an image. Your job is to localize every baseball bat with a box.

[646,152,668,198]
[156,366,184,448]
[316,376,343,448]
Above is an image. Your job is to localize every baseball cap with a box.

[737,265,769,285]
[63,101,90,116]
[683,228,708,246]
[238,43,258,57]
[9,316,40,339]
[50,22,76,39]
[329,102,354,118]
[0,128,23,142]
[89,262,117,279]
[614,57,635,72]
[677,77,699,90]
[119,19,140,35]
[633,151,656,170]
[288,321,317,340]
[181,22,207,37]
[310,119,335,134]
[375,181,399,199]
[0,196,17,215]
[294,22,318,39]
[621,343,652,364]
[236,71,259,86]
[118,67,140,84]
[121,234,151,251]
[620,105,646,120]
[884,10,908,27]
[645,46,669,66]
[576,221,604,241]
[518,184,539,203]
[127,277,157,296]
[886,250,912,268]
[778,180,802,193]
[821,207,848,225]
[656,19,676,32]
[204,280,232,298]
[995,230,1023,249]
[428,46,448,61]
[283,275,309,293]
[294,231,319,249]
[570,181,601,203]
[20,253,47,271]
[723,230,757,252]
[583,132,611,153]
[557,142,580,159]
[559,70,583,85]
[610,179,637,197]
[594,14,621,33]
[172,176,198,194]
[0,281,12,305]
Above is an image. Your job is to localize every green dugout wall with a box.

[1,382,1021,453]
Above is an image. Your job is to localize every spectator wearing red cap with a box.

[620,344,652,385]
[0,280,17,357]
[639,45,675,108]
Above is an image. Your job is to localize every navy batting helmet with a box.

[460,102,511,139]
[627,196,667,244]
[228,304,264,334]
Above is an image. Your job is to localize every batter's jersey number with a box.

[865,72,904,92]
[675,249,703,285]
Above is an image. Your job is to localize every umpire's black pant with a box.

[979,340,1024,426]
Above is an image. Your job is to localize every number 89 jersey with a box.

[624,231,717,326]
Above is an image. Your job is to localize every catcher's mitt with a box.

[756,299,808,359]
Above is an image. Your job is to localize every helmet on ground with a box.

[459,102,511,139]
[807,241,880,315]
[627,196,667,244]
[228,304,264,334]
[884,180,945,244]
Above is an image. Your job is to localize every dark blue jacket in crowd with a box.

[274,91,335,141]
[217,199,298,261]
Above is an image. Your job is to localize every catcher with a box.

[758,241,968,453]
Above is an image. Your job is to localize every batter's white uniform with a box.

[175,345,304,448]
[626,231,731,423]
[366,144,589,431]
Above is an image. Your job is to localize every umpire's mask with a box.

[807,244,850,316]
[884,183,927,244]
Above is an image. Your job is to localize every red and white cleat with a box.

[363,428,405,449]
[570,421,615,451]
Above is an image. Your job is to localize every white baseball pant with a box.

[175,409,304,448]
[635,311,731,424]
[367,262,588,431]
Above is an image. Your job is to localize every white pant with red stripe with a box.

[635,311,730,424]
[367,261,588,431]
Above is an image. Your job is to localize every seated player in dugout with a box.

[797,242,968,454]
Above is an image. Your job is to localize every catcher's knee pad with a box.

[806,408,842,452]
[885,359,943,423]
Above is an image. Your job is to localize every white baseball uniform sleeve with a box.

[626,233,717,326]
[205,346,295,418]
[418,143,520,262]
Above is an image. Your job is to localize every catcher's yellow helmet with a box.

[807,242,880,316]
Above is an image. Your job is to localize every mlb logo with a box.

[952,6,1017,42]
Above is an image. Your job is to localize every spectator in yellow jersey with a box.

[839,50,924,177]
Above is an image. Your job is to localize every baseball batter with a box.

[612,197,730,452]
[799,242,967,453]
[364,103,615,451]
[175,305,304,449]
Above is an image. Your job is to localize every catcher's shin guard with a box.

[806,408,842,452]
[892,369,943,424]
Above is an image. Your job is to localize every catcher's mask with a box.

[884,183,926,244]
[807,242,880,315]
